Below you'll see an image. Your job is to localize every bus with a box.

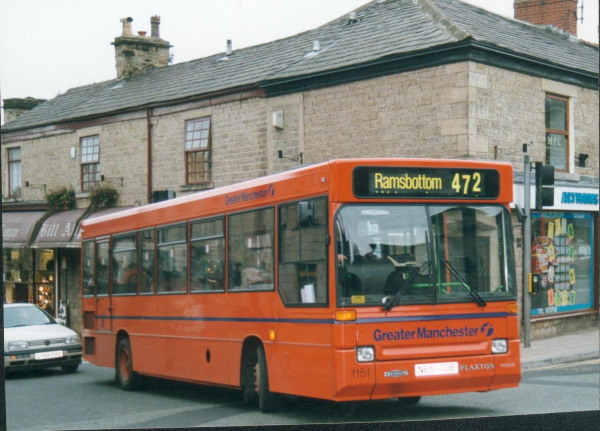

[80,158,520,412]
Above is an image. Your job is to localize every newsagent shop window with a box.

[185,118,211,184]
[545,94,569,172]
[530,212,594,317]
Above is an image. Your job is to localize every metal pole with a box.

[523,154,531,348]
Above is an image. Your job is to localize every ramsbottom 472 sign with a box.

[373,323,494,342]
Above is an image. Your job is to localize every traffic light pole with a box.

[523,154,532,348]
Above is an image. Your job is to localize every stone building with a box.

[2,0,598,338]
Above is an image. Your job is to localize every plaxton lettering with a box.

[459,363,494,371]
[374,173,442,191]
[374,324,490,342]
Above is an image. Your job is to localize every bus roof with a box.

[81,158,513,239]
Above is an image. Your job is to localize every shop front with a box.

[514,181,599,338]
[3,211,46,307]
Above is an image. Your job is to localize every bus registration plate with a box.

[415,362,458,376]
[34,350,64,360]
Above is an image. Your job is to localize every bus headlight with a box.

[356,346,375,363]
[491,339,508,354]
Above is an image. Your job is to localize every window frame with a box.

[545,93,569,173]
[80,135,101,191]
[8,147,22,197]
[184,117,212,185]
[277,196,329,308]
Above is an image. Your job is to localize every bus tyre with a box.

[397,396,421,406]
[116,338,139,391]
[255,345,281,413]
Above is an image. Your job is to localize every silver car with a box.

[4,303,82,373]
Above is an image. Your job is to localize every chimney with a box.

[112,16,172,80]
[514,0,578,36]
[150,15,160,38]
[3,97,46,124]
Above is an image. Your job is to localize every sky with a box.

[0,0,598,124]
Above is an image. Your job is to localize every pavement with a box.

[520,327,600,369]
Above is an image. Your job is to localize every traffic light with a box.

[534,162,554,210]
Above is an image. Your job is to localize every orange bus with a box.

[81,158,520,412]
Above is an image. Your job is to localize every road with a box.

[5,359,599,429]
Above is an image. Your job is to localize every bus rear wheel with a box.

[116,338,139,391]
[254,345,281,413]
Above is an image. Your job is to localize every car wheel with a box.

[61,364,79,374]
[115,338,139,391]
[255,345,281,413]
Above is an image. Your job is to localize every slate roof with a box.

[3,0,598,133]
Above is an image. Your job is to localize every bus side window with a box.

[228,208,274,291]
[96,241,109,296]
[82,240,95,296]
[157,225,188,294]
[278,198,327,306]
[191,218,225,292]
[112,234,138,295]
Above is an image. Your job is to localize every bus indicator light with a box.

[269,330,276,341]
[335,310,357,321]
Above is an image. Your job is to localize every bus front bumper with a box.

[334,343,521,401]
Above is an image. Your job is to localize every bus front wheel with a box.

[116,338,139,391]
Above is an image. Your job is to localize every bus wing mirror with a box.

[298,201,314,227]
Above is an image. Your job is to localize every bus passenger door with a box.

[95,240,113,332]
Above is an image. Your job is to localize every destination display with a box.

[353,166,500,199]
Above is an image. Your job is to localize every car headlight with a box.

[65,335,80,345]
[491,339,508,354]
[356,346,375,363]
[8,341,29,350]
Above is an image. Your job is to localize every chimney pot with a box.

[227,39,232,55]
[151,15,160,37]
[120,17,133,36]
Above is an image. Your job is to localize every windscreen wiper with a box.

[382,261,431,311]
[440,258,487,307]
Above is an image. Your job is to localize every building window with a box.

[185,118,211,184]
[545,94,569,172]
[81,136,100,191]
[8,147,22,197]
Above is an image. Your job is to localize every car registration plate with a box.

[415,361,459,376]
[34,350,64,360]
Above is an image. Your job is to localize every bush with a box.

[90,186,119,210]
[45,188,76,213]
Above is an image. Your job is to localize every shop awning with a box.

[2,211,46,248]
[31,209,87,248]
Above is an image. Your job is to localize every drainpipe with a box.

[146,108,153,204]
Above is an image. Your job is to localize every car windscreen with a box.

[4,306,55,328]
